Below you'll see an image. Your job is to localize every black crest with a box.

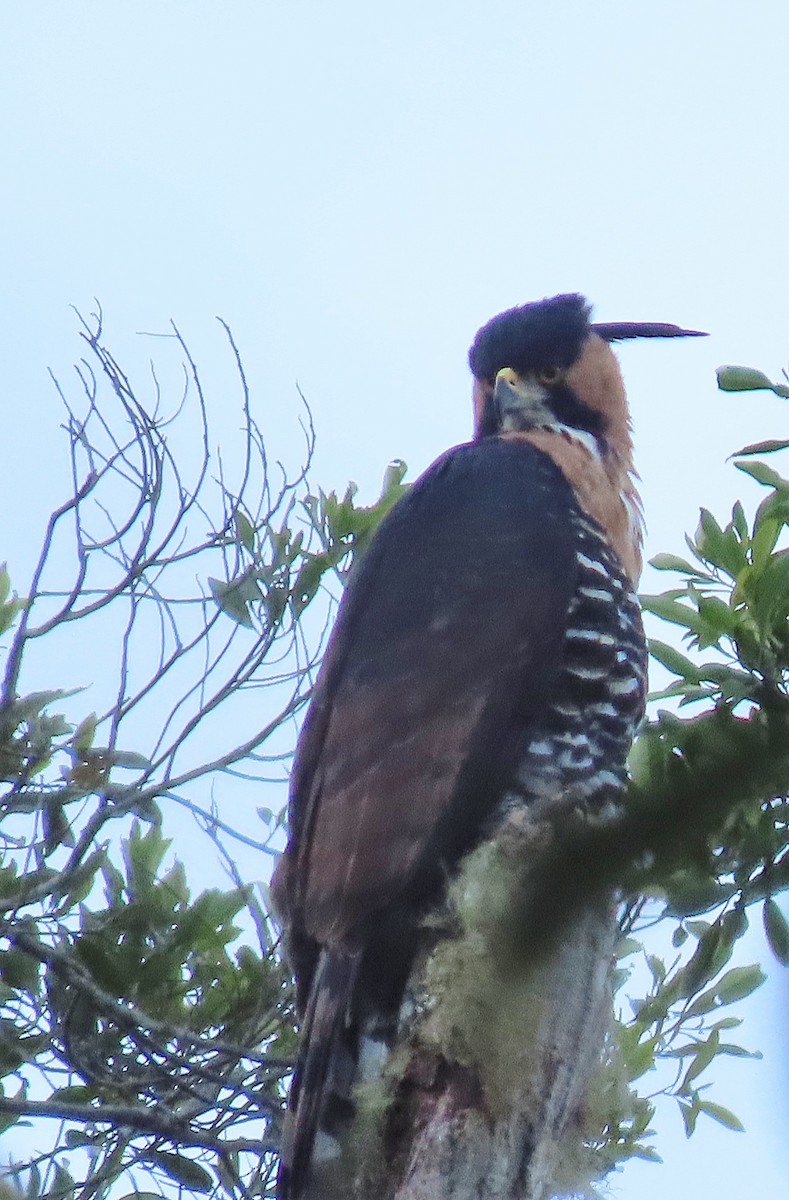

[468,293,591,383]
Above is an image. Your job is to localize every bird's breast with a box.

[505,429,642,585]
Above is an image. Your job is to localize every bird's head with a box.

[468,293,706,457]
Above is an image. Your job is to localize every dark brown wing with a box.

[273,436,580,958]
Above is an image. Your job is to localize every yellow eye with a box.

[537,366,564,386]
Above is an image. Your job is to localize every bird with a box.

[270,293,705,1200]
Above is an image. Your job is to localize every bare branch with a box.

[0,1096,277,1155]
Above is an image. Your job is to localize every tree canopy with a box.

[0,320,787,1200]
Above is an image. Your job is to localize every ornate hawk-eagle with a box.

[271,293,704,1199]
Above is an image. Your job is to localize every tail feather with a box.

[278,948,359,1200]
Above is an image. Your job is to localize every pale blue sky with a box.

[2,2,788,1195]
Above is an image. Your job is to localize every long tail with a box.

[277,948,359,1200]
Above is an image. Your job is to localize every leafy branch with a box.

[2,328,788,1198]
[0,313,404,1200]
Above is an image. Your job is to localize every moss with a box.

[344,1039,415,1194]
[344,817,643,1196]
[415,822,564,1111]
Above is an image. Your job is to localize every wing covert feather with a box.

[276,438,580,949]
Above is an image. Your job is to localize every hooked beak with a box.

[491,367,552,432]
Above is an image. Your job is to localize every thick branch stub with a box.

[364,904,617,1200]
[304,821,621,1200]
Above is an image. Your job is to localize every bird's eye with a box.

[538,366,564,386]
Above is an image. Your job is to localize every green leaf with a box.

[264,580,289,624]
[122,822,171,898]
[49,1085,97,1103]
[51,1163,75,1200]
[648,640,701,683]
[0,563,24,635]
[615,936,642,959]
[733,438,789,457]
[208,574,257,628]
[763,898,789,966]
[716,365,775,393]
[647,680,712,704]
[65,1128,94,1148]
[680,924,722,994]
[72,713,98,752]
[715,964,766,1004]
[627,1145,662,1163]
[292,550,342,613]
[43,795,72,854]
[716,1043,762,1060]
[149,1152,213,1192]
[0,863,19,899]
[695,508,747,577]
[381,458,408,493]
[63,846,108,908]
[117,1194,168,1200]
[233,509,255,552]
[649,552,703,574]
[720,906,748,947]
[13,689,75,722]
[107,749,152,770]
[677,1098,698,1137]
[1,946,40,993]
[663,1042,709,1060]
[639,594,700,633]
[731,500,749,539]
[734,459,789,490]
[683,985,720,1019]
[698,1100,745,1132]
[694,594,738,648]
[680,1029,719,1091]
[625,1036,657,1081]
